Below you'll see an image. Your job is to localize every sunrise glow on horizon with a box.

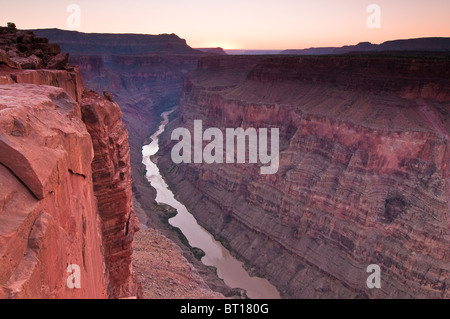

[2,0,450,50]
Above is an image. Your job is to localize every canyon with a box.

[4,26,449,299]
[157,55,450,298]
[142,110,280,299]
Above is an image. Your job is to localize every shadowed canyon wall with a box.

[158,55,450,298]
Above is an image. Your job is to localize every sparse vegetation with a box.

[6,22,16,29]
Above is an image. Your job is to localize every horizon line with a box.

[26,27,450,51]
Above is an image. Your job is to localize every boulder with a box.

[0,49,21,69]
[47,52,68,70]
[10,54,43,69]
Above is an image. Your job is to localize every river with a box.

[142,110,281,299]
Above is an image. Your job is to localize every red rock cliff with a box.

[81,91,140,298]
[159,55,450,298]
[0,83,108,298]
[0,27,141,298]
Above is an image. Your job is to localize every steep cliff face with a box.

[0,84,108,299]
[0,28,140,298]
[81,91,140,298]
[158,55,450,298]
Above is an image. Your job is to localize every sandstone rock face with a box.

[6,68,85,102]
[0,84,108,298]
[158,55,450,299]
[0,30,141,299]
[81,91,141,299]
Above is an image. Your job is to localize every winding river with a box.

[142,110,281,299]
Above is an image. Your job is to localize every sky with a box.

[2,0,450,50]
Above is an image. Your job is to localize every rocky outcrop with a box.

[0,27,66,70]
[0,27,84,102]
[5,68,85,102]
[0,29,141,298]
[0,83,108,299]
[158,55,450,298]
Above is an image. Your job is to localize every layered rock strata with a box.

[0,28,140,298]
[81,91,140,298]
[158,55,450,298]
